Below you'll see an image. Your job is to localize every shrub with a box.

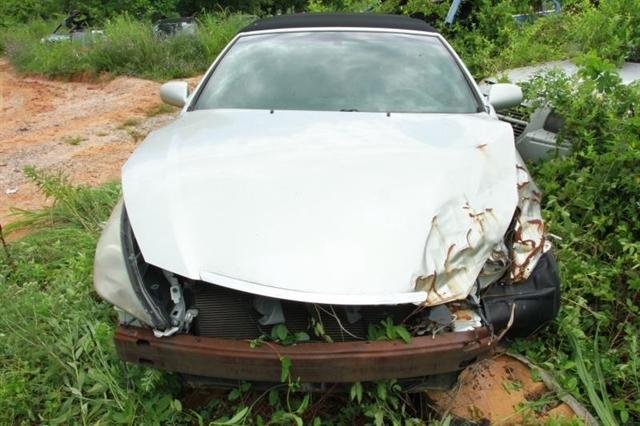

[515,54,640,423]
[572,0,640,63]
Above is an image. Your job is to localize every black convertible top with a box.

[240,13,437,33]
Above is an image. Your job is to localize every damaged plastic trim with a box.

[481,251,560,337]
[121,207,170,330]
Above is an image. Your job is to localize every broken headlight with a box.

[93,200,171,329]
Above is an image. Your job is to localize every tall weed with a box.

[6,167,120,234]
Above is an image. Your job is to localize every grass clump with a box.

[6,166,120,234]
[62,135,85,145]
[119,117,141,128]
[145,103,178,117]
[0,231,187,424]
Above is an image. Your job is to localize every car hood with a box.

[123,109,518,305]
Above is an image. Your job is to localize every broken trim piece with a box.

[121,206,169,329]
[482,251,560,337]
[153,271,199,338]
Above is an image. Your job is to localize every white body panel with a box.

[123,109,518,305]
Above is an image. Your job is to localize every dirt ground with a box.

[0,58,183,224]
[0,59,588,424]
[428,353,586,424]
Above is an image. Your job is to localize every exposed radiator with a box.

[188,282,416,342]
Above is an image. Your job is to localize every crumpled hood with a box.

[123,109,518,305]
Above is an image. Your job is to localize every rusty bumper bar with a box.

[115,326,495,383]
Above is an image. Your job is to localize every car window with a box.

[193,31,479,113]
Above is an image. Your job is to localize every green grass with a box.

[0,170,188,424]
[5,167,120,235]
[119,118,141,128]
[62,135,85,146]
[0,12,252,81]
[145,103,178,117]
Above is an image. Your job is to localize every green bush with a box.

[0,0,304,28]
[572,0,640,63]
[0,0,61,28]
[514,54,640,424]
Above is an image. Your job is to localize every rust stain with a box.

[430,270,443,299]
[465,228,473,248]
[511,237,545,281]
[115,326,495,383]
[468,211,486,233]
[444,244,456,272]
[527,219,544,232]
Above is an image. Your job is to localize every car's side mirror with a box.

[487,83,523,111]
[160,80,189,108]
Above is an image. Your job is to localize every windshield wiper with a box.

[339,108,359,112]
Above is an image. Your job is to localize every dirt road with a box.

[0,58,180,223]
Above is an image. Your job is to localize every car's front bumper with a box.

[114,326,495,383]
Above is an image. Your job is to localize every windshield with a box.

[193,31,479,113]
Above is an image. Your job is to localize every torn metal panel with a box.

[415,188,517,305]
[511,155,548,282]
[476,154,550,288]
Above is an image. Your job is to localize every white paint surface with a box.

[123,109,518,305]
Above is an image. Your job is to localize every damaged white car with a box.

[94,13,560,386]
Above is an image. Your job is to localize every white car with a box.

[94,13,560,386]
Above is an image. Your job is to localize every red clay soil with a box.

[428,353,580,425]
[0,58,184,224]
